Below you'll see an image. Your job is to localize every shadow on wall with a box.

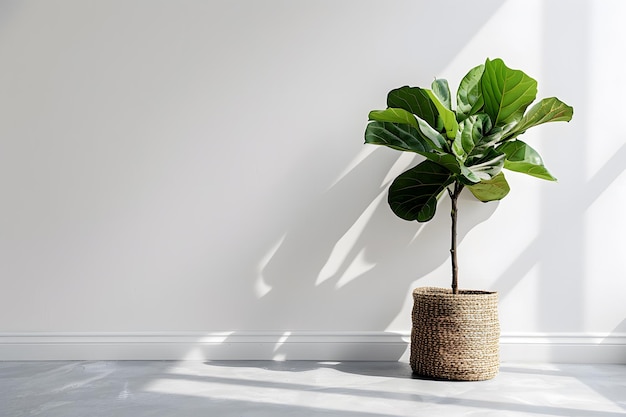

[539,0,624,338]
[466,0,626,340]
[611,319,626,335]
[207,0,507,341]
[492,143,626,302]
[220,0,626,352]
[242,149,499,332]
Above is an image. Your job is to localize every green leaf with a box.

[365,121,435,152]
[456,64,485,122]
[452,131,466,161]
[458,165,481,184]
[467,172,510,202]
[465,147,506,181]
[370,108,448,150]
[365,121,459,173]
[482,122,516,145]
[482,58,538,126]
[387,86,439,129]
[368,108,419,130]
[421,151,461,174]
[426,89,459,139]
[467,154,505,181]
[452,114,493,161]
[431,79,452,110]
[414,117,448,150]
[498,140,557,181]
[463,114,492,154]
[505,97,574,140]
[388,160,454,222]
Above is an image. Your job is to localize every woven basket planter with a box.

[410,287,500,381]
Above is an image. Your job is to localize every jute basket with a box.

[410,287,500,381]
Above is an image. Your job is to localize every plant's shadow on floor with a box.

[205,360,414,378]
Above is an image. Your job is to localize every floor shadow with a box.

[499,363,626,412]
[205,359,415,378]
[162,362,626,417]
[5,361,625,417]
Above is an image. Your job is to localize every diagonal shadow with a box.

[499,364,626,412]
[582,143,626,209]
[494,0,626,337]
[494,141,626,301]
[5,361,625,417]
[233,0,510,334]
[147,365,626,417]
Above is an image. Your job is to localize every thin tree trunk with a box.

[449,182,462,295]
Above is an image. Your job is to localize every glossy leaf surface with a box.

[465,147,506,181]
[421,151,461,174]
[431,79,452,110]
[506,97,574,140]
[482,58,537,126]
[498,140,557,181]
[456,64,485,121]
[387,86,439,129]
[365,121,436,152]
[467,172,510,202]
[426,89,459,139]
[364,57,572,224]
[368,108,419,129]
[415,117,448,150]
[453,114,493,161]
[365,120,459,172]
[388,160,454,222]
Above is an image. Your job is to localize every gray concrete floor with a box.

[1,361,625,417]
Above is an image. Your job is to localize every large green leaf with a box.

[368,108,419,129]
[482,58,537,126]
[420,151,461,174]
[458,165,481,185]
[498,140,557,181]
[366,58,573,227]
[431,79,452,110]
[456,64,485,122]
[450,114,503,183]
[465,147,506,181]
[505,97,574,140]
[365,121,436,152]
[467,172,510,202]
[452,114,492,161]
[388,160,454,222]
[483,122,516,145]
[369,109,447,150]
[387,86,439,129]
[426,89,459,139]
[414,117,448,150]
[365,121,459,173]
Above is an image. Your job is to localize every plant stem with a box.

[448,181,463,295]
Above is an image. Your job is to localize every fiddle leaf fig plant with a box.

[365,58,573,294]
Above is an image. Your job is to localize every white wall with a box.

[1,0,624,361]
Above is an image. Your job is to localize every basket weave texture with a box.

[410,287,500,381]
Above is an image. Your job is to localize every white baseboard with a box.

[0,332,624,363]
[0,332,409,362]
[500,333,626,364]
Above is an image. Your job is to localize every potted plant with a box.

[364,58,573,380]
